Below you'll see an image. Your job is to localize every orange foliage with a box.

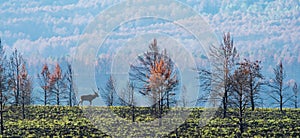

[20,64,28,80]
[41,64,51,80]
[50,63,62,85]
[148,58,172,91]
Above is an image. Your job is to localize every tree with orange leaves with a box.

[38,64,51,105]
[148,57,177,107]
[50,63,67,105]
[19,63,32,119]
[129,39,178,124]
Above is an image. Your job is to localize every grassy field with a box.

[1,106,300,137]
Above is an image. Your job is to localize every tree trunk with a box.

[250,78,255,111]
[239,116,243,137]
[296,95,298,108]
[280,93,283,112]
[159,91,162,126]
[16,60,20,106]
[22,91,25,119]
[223,58,229,118]
[0,93,4,135]
[69,85,72,107]
[251,93,255,111]
[279,73,283,112]
[132,106,135,122]
[167,92,169,108]
[69,66,73,107]
[239,87,244,136]
[223,92,227,118]
[44,89,47,106]
[57,90,60,105]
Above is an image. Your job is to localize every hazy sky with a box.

[1,0,299,62]
[1,0,299,106]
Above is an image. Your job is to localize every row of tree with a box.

[37,63,77,107]
[0,38,77,134]
[198,33,299,135]
[97,35,299,129]
[1,32,298,134]
[0,38,32,134]
[96,34,299,133]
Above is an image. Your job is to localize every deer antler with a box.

[92,88,98,93]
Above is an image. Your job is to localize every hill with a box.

[1,106,300,137]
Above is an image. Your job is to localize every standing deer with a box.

[79,89,99,105]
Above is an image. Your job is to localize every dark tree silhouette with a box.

[120,82,136,122]
[50,63,67,105]
[100,75,118,106]
[198,33,238,118]
[38,64,51,105]
[230,61,251,135]
[241,59,264,111]
[19,63,32,119]
[9,49,25,106]
[268,60,291,112]
[0,38,9,135]
[293,82,299,108]
[66,63,77,106]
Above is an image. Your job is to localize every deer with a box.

[78,89,99,105]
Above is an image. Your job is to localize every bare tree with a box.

[230,61,251,136]
[120,82,136,122]
[9,49,25,106]
[241,59,264,111]
[198,33,238,118]
[197,68,213,106]
[37,64,51,105]
[66,63,77,106]
[50,63,67,105]
[19,63,32,119]
[100,75,118,106]
[293,82,299,108]
[120,82,136,106]
[0,67,5,136]
[0,38,9,135]
[268,60,291,112]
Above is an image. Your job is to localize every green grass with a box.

[1,106,300,137]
